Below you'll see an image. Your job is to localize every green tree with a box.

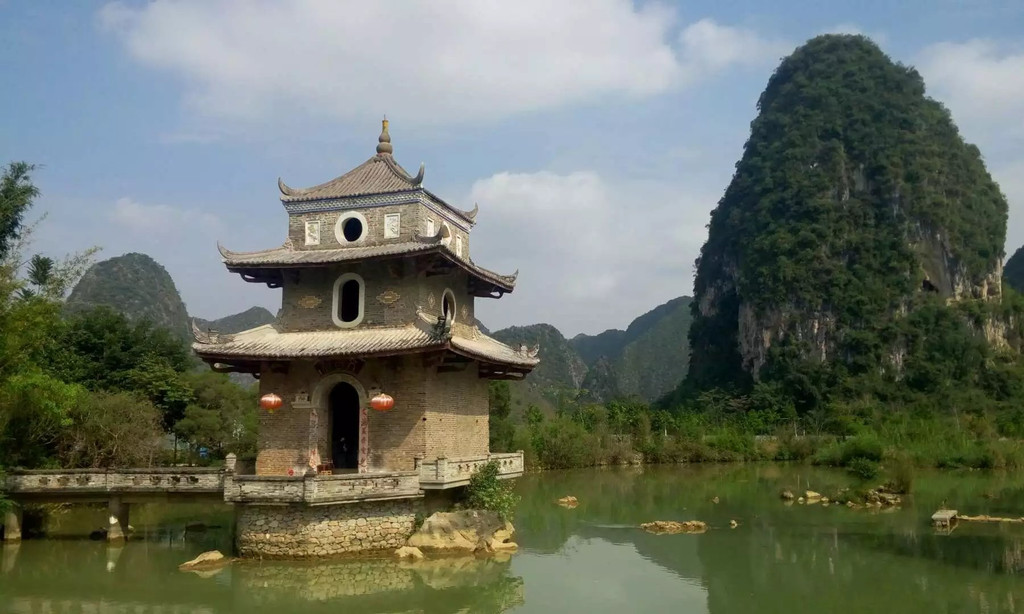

[175,372,258,460]
[0,162,38,260]
[488,381,515,452]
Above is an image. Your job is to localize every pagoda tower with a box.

[192,121,537,556]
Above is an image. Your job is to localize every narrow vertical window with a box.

[332,273,365,328]
[426,218,435,237]
[455,234,463,257]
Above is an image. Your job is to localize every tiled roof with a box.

[218,240,518,292]
[278,154,425,203]
[192,319,539,369]
[219,240,437,267]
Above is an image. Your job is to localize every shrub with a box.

[839,434,883,464]
[884,455,914,494]
[532,418,599,469]
[847,457,880,481]
[465,461,520,521]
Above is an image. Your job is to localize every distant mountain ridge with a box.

[1005,245,1024,294]
[67,254,689,407]
[491,296,693,411]
[195,306,276,334]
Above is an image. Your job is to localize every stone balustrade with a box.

[224,471,422,505]
[416,452,524,489]
[3,468,227,499]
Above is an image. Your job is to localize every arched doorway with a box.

[329,382,360,470]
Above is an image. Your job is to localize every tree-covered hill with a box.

[682,34,1009,398]
[67,252,277,342]
[491,323,588,414]
[669,34,1019,421]
[66,253,192,339]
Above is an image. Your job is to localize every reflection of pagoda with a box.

[190,121,537,556]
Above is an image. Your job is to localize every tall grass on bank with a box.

[494,405,1024,476]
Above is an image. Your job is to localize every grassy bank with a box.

[493,409,1024,475]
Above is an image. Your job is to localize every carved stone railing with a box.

[416,452,524,489]
[224,471,422,505]
[4,468,227,498]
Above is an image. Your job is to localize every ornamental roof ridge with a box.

[190,317,238,345]
[421,189,478,225]
[278,120,425,203]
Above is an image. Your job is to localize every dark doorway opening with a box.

[329,383,360,470]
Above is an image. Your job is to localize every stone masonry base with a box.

[235,498,420,558]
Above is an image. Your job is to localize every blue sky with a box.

[2,0,1023,336]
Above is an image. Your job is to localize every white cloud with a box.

[678,19,790,78]
[99,1,785,127]
[110,197,220,235]
[468,170,711,335]
[917,39,1024,136]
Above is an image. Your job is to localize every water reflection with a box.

[4,466,1024,613]
[2,536,524,613]
[513,465,1024,614]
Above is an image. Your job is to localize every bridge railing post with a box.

[2,503,22,542]
[225,453,237,474]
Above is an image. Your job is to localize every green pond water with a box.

[3,464,1024,613]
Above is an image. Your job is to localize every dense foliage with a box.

[0,162,256,472]
[686,34,1008,395]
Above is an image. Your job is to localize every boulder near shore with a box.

[404,511,517,554]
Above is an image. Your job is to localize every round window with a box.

[342,217,363,242]
[335,212,368,244]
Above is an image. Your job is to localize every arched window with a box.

[332,273,365,327]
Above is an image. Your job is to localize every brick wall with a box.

[255,362,316,475]
[424,363,489,460]
[365,356,427,471]
[279,263,476,333]
[287,201,470,256]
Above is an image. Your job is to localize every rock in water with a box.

[640,521,707,535]
[178,550,228,571]
[406,511,517,553]
[557,496,578,508]
[395,546,425,559]
[679,34,1010,396]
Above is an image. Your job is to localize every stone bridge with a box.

[1,451,524,543]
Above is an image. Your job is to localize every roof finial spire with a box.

[376,116,393,155]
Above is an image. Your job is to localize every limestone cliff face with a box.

[685,35,1008,390]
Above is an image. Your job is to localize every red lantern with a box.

[260,393,283,413]
[371,393,395,412]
